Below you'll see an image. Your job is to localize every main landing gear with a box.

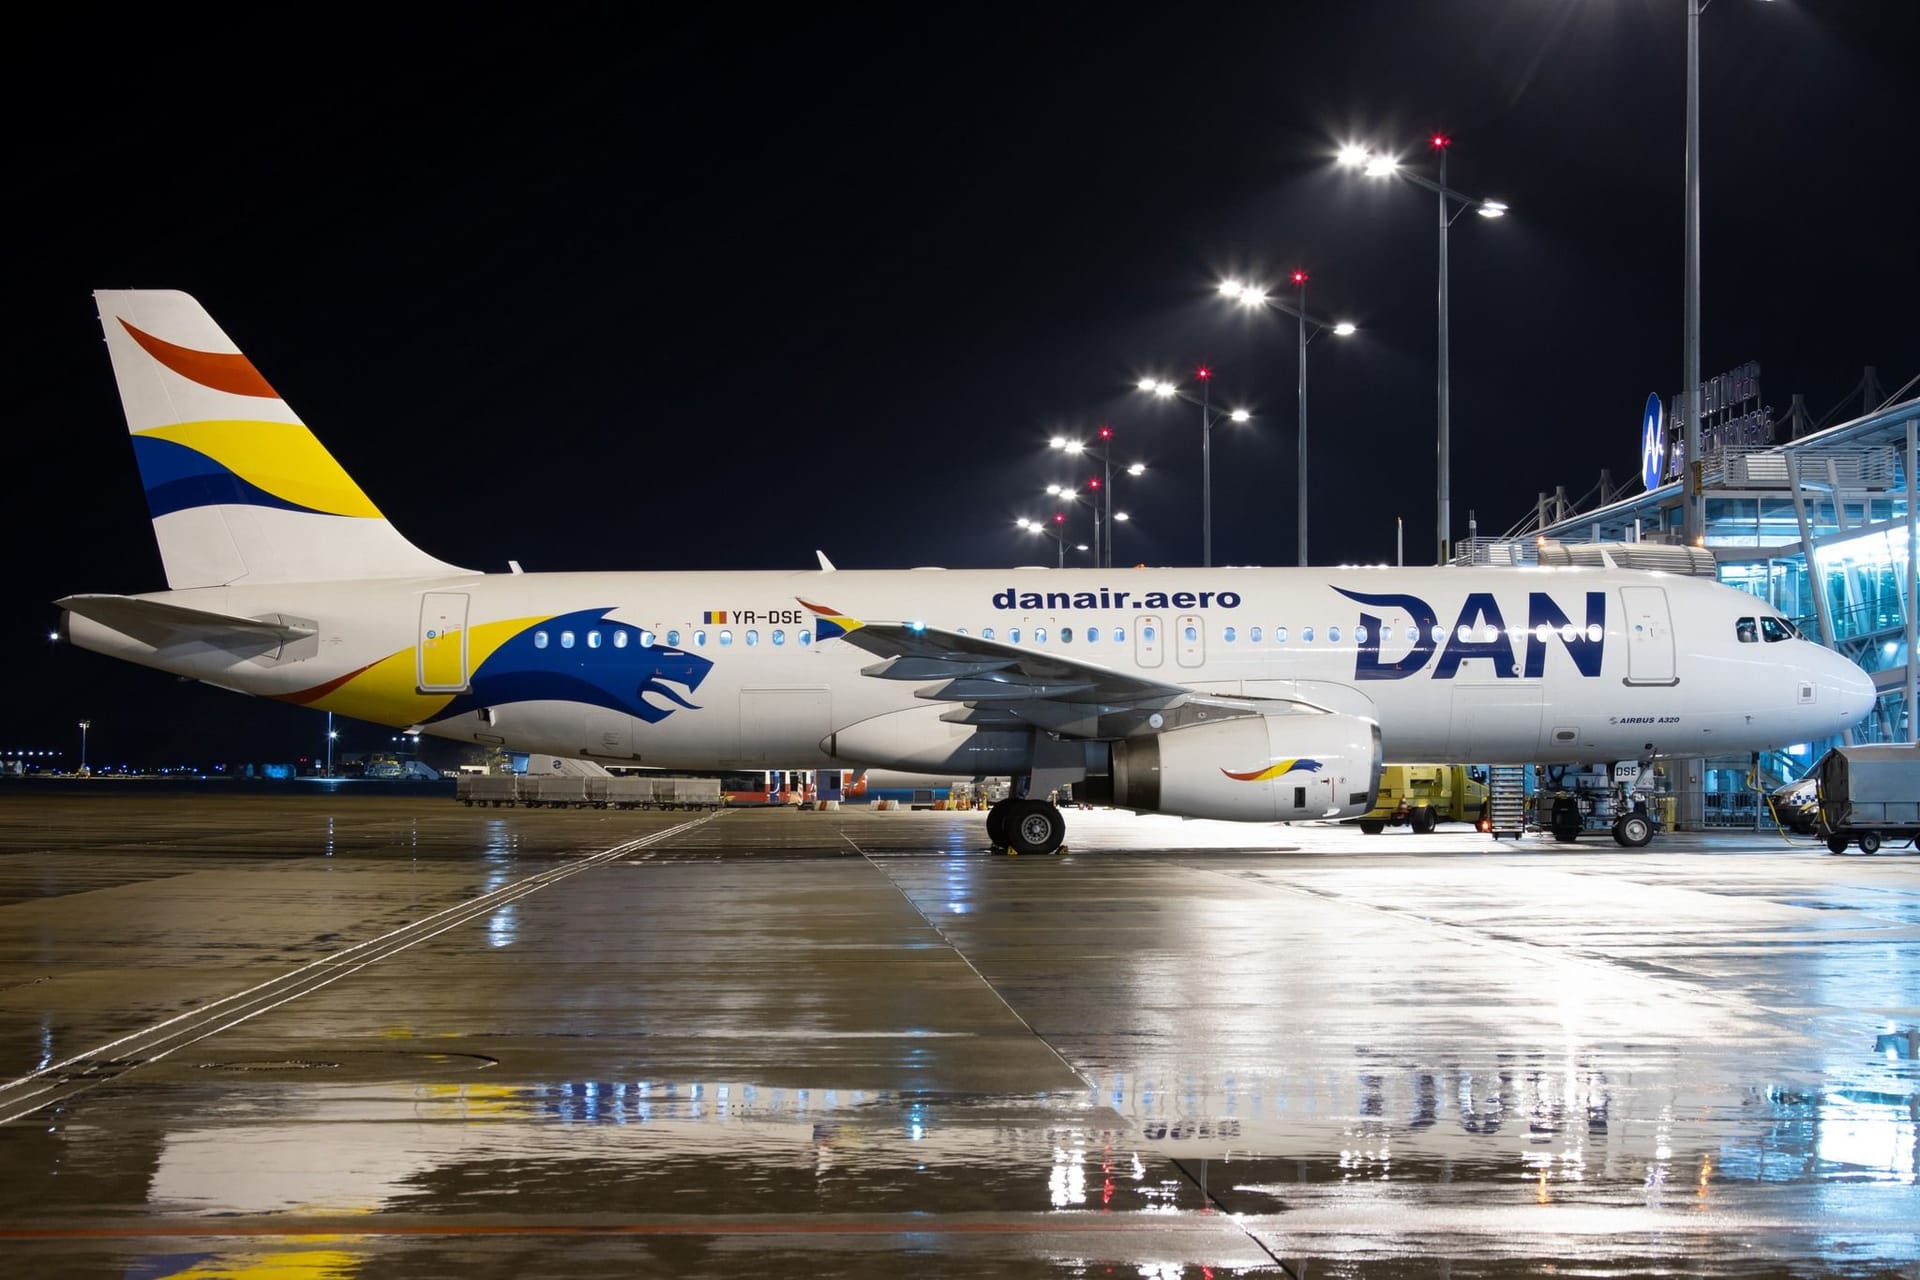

[986,797,1067,856]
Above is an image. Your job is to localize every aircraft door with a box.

[1619,586,1677,686]
[417,592,470,693]
[1175,614,1204,668]
[1135,615,1163,668]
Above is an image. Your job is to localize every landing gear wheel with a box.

[1549,798,1582,844]
[1826,834,1850,855]
[1611,813,1653,848]
[985,803,1012,847]
[1859,831,1882,854]
[1409,807,1438,835]
[1004,799,1066,856]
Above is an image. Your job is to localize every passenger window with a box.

[534,630,549,649]
[1276,626,1287,643]
[957,627,969,636]
[1330,626,1342,643]
[639,630,655,648]
[1087,627,1100,643]
[1223,626,1236,643]
[1183,624,1197,642]
[1143,625,1156,643]
[772,629,786,646]
[1250,626,1262,643]
[694,630,707,647]
[561,630,576,649]
[720,630,734,647]
[1035,628,1048,644]
[667,629,681,647]
[1114,626,1126,643]
[746,630,758,646]
[1060,627,1073,643]
[798,631,811,647]
[613,629,629,649]
[1407,626,1419,643]
[1587,624,1603,642]
[1302,627,1314,643]
[1431,625,1446,644]
[982,627,995,640]
[587,630,602,649]
[1009,628,1022,643]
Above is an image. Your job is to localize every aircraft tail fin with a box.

[94,289,469,589]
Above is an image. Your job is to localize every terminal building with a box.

[1457,366,1917,829]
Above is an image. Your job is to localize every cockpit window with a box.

[1759,616,1799,642]
[1736,617,1759,643]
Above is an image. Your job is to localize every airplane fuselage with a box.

[66,564,1867,772]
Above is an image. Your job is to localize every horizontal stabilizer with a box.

[58,594,316,648]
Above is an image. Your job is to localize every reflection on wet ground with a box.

[0,791,1916,1277]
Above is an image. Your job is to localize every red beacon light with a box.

[1098,425,1113,440]
[1053,512,1066,525]
[1196,366,1212,381]
[1430,132,1451,150]
[1290,269,1309,286]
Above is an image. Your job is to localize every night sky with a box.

[7,3,1917,767]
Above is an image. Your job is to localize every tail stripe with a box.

[132,420,382,519]
[130,435,320,518]
[118,319,277,398]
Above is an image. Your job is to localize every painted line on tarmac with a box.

[0,812,723,1124]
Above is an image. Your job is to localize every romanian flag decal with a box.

[1222,759,1325,783]
[703,610,728,624]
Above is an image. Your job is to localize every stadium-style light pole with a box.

[1219,274,1357,566]
[1337,135,1507,564]
[77,719,90,775]
[325,711,337,778]
[1137,374,1251,567]
[1016,513,1071,569]
[1052,428,1139,568]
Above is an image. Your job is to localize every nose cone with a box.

[1820,647,1876,730]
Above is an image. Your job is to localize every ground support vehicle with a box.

[455,774,723,810]
[1354,765,1489,834]
[1814,744,1920,854]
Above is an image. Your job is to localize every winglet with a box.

[797,598,862,641]
[816,550,836,572]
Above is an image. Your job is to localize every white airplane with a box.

[59,291,1875,854]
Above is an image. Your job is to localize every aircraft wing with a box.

[832,617,1238,739]
[57,594,316,650]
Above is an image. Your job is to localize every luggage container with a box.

[1814,744,1920,854]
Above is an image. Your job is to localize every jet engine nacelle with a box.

[1093,710,1382,823]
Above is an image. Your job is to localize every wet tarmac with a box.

[0,785,1915,1278]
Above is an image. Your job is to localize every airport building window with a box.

[745,630,758,646]
[668,629,681,647]
[561,630,576,649]
[587,630,602,649]
[720,630,734,647]
[772,629,786,646]
[1223,626,1236,643]
[534,630,549,649]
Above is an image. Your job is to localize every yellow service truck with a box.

[1355,764,1490,834]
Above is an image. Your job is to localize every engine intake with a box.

[1086,708,1382,822]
